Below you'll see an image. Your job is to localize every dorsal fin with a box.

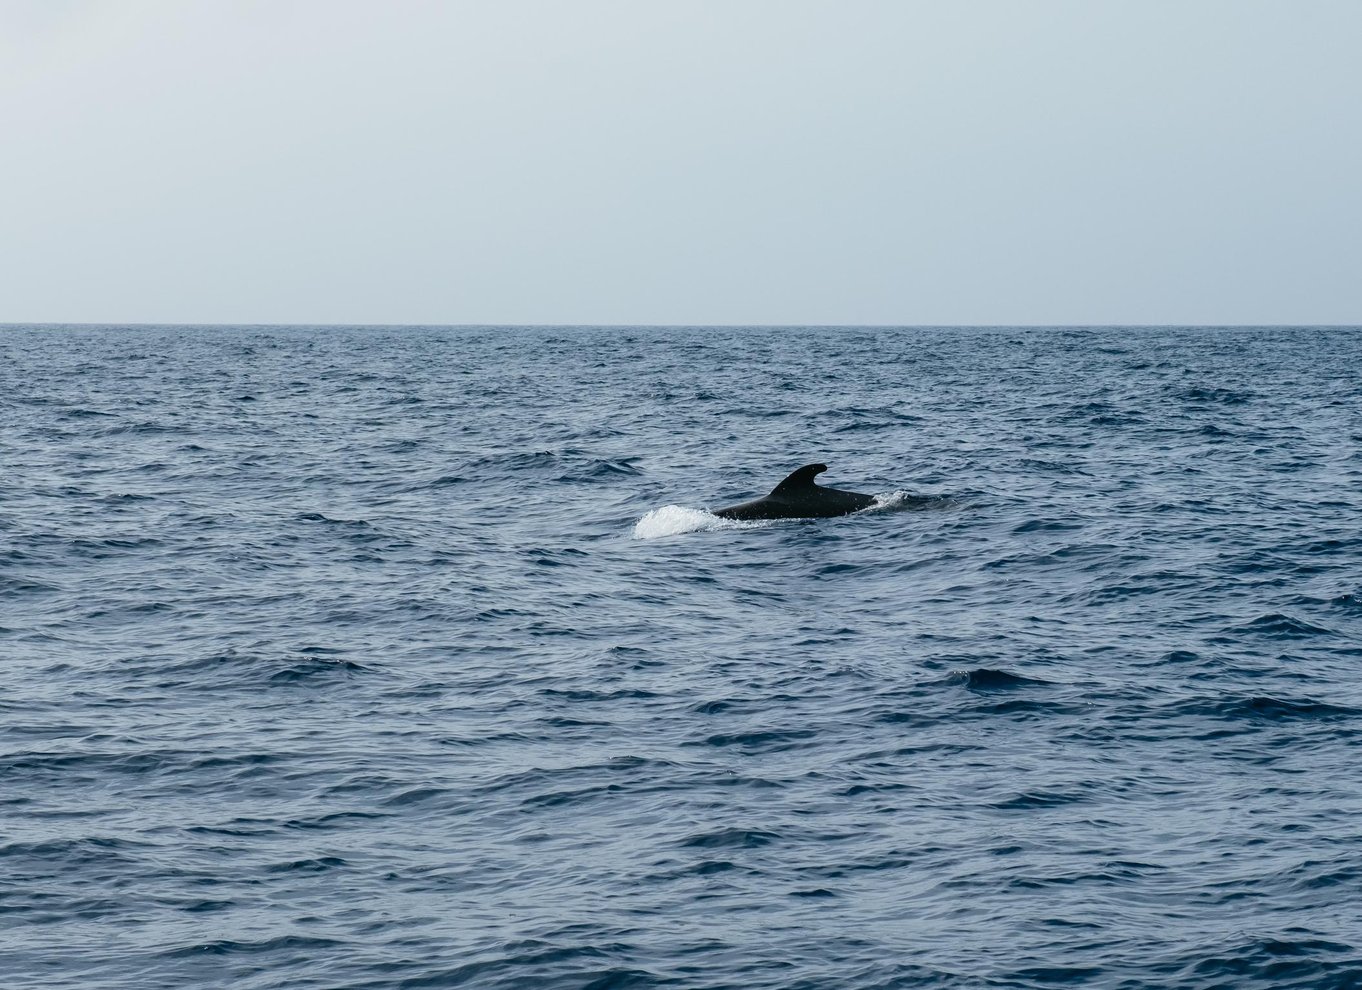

[770,463,827,495]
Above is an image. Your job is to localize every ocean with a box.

[3,324,1361,989]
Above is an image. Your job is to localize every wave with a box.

[466,449,643,482]
[1233,613,1338,638]
[135,648,377,690]
[1214,695,1360,721]
[679,827,781,849]
[1173,385,1256,404]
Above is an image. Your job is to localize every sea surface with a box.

[3,324,1362,990]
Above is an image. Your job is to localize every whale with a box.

[712,463,876,520]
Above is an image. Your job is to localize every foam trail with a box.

[632,505,770,539]
[866,490,952,512]
[869,490,915,511]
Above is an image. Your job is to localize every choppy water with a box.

[3,324,1362,989]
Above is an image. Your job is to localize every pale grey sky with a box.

[2,0,1358,325]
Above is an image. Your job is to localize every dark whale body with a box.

[712,464,876,520]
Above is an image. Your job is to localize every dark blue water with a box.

[4,325,1362,989]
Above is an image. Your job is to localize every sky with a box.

[1,0,1359,325]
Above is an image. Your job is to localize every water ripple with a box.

[3,324,1362,990]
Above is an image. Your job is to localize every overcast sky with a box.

[2,0,1358,325]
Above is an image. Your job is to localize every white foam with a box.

[631,505,770,539]
[868,490,915,511]
[866,490,953,512]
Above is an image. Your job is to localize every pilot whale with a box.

[712,463,876,520]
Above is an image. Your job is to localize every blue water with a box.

[3,324,1362,989]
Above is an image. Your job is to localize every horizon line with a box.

[3,322,1360,330]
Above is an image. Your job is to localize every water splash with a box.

[631,504,771,539]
